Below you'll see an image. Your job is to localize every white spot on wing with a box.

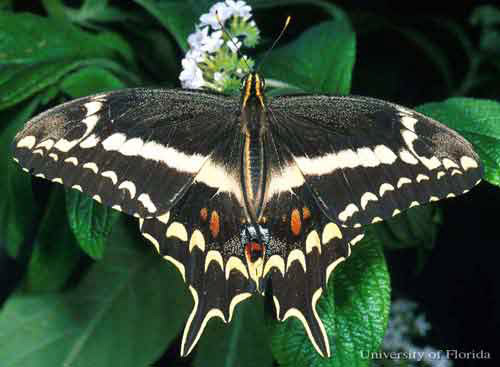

[263,255,285,277]
[373,145,398,164]
[416,174,430,182]
[326,257,346,281]
[79,134,100,148]
[401,129,441,170]
[286,249,306,272]
[92,195,102,203]
[17,136,36,149]
[194,159,243,204]
[48,153,59,161]
[138,193,157,213]
[356,147,379,167]
[72,185,83,192]
[225,256,248,279]
[399,149,419,164]
[400,115,418,131]
[379,183,395,196]
[35,139,55,150]
[84,101,102,116]
[443,158,460,170]
[338,203,358,222]
[397,177,412,188]
[82,162,98,174]
[360,192,378,209]
[118,180,136,198]
[268,164,305,197]
[322,222,342,245]
[189,229,205,252]
[140,140,207,174]
[305,230,321,254]
[102,133,127,151]
[64,157,78,166]
[460,156,478,170]
[119,137,144,156]
[166,222,188,242]
[205,250,224,272]
[101,171,118,184]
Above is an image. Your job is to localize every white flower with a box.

[185,49,205,62]
[227,37,242,52]
[225,0,252,19]
[200,30,223,53]
[187,26,209,49]
[200,2,233,29]
[179,57,204,89]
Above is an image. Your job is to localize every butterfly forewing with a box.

[13,89,240,218]
[269,95,483,227]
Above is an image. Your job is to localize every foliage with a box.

[0,1,499,367]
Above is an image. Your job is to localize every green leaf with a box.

[133,0,199,51]
[195,297,273,367]
[261,19,356,95]
[0,12,129,109]
[271,233,390,367]
[0,97,41,257]
[23,187,81,292]
[370,204,443,250]
[60,66,126,98]
[66,189,120,259]
[0,218,191,367]
[417,98,500,187]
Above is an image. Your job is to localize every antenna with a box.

[256,16,291,72]
[215,11,251,72]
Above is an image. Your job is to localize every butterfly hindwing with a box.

[13,88,239,218]
[139,130,255,356]
[269,95,483,227]
[261,136,365,357]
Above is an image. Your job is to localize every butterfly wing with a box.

[139,129,256,356]
[269,95,483,227]
[13,88,239,218]
[261,134,364,357]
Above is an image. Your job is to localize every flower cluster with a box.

[379,298,452,367]
[179,1,260,92]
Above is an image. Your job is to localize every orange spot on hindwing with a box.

[291,209,302,236]
[200,208,208,222]
[302,207,311,220]
[210,210,220,238]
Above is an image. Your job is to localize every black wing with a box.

[13,88,239,218]
[269,95,483,227]
[139,131,254,357]
[260,134,364,357]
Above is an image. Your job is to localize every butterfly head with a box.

[241,72,266,108]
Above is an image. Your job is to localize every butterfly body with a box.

[13,72,482,358]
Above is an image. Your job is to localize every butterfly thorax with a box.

[240,73,270,223]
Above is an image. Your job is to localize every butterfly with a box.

[12,71,482,357]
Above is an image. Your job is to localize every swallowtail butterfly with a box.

[13,72,482,357]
